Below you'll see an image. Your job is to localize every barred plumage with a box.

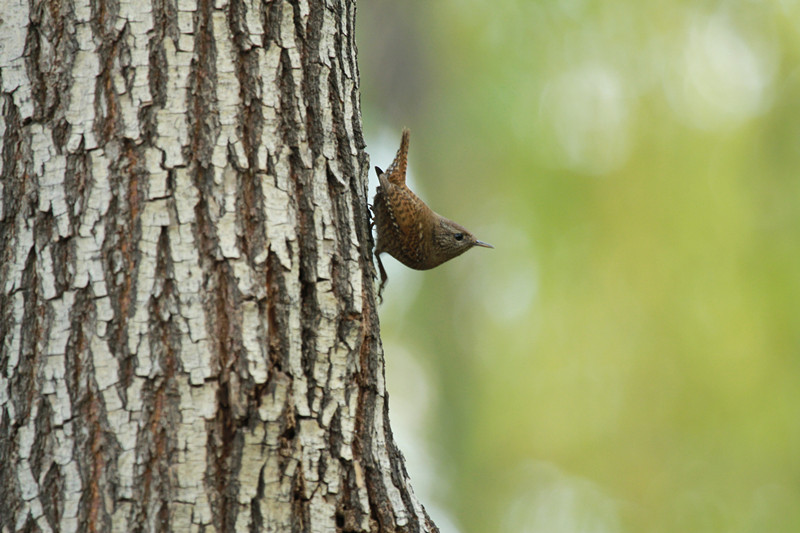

[371,129,493,298]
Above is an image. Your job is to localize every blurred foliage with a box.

[358,1,800,532]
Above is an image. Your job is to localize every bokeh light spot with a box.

[540,64,631,175]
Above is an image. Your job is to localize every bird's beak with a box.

[474,240,494,249]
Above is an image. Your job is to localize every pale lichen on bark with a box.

[0,0,33,119]
[1,0,437,531]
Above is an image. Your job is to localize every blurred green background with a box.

[357,1,800,532]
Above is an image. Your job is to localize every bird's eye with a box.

[454,233,464,241]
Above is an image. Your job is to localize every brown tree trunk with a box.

[0,0,437,531]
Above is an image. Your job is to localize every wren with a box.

[371,129,493,297]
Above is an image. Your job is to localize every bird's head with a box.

[432,217,493,263]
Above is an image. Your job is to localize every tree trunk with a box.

[0,0,437,531]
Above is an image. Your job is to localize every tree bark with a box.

[0,0,437,531]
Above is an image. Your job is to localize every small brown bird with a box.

[372,129,493,297]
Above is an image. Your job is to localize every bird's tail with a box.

[384,128,410,186]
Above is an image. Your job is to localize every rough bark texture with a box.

[0,0,437,531]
